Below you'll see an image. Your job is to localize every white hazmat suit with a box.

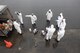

[13,21,22,34]
[46,9,53,21]
[56,16,62,27]
[15,11,23,24]
[25,14,37,24]
[60,12,64,20]
[59,19,66,30]
[57,29,65,41]
[46,24,55,40]
[56,13,64,30]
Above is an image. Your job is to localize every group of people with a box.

[13,9,66,45]
[56,13,66,42]
[41,9,66,45]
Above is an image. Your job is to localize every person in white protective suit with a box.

[56,19,66,42]
[45,24,56,41]
[57,13,64,27]
[59,19,66,30]
[25,13,38,34]
[46,9,53,22]
[56,16,61,30]
[56,12,64,30]
[60,12,64,20]
[15,11,24,25]
[13,20,22,35]
[25,13,37,26]
[57,29,65,42]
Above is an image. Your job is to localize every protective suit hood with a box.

[50,24,54,28]
[49,9,51,12]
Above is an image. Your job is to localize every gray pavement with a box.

[0,0,80,53]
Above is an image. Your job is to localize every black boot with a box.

[55,38,59,43]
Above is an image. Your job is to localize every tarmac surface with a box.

[0,27,80,53]
[0,0,80,53]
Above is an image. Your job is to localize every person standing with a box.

[25,13,37,27]
[60,12,64,20]
[56,16,61,30]
[13,20,22,35]
[57,29,65,42]
[59,19,66,30]
[15,11,24,25]
[56,12,64,30]
[45,24,56,41]
[25,13,38,34]
[46,9,53,22]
